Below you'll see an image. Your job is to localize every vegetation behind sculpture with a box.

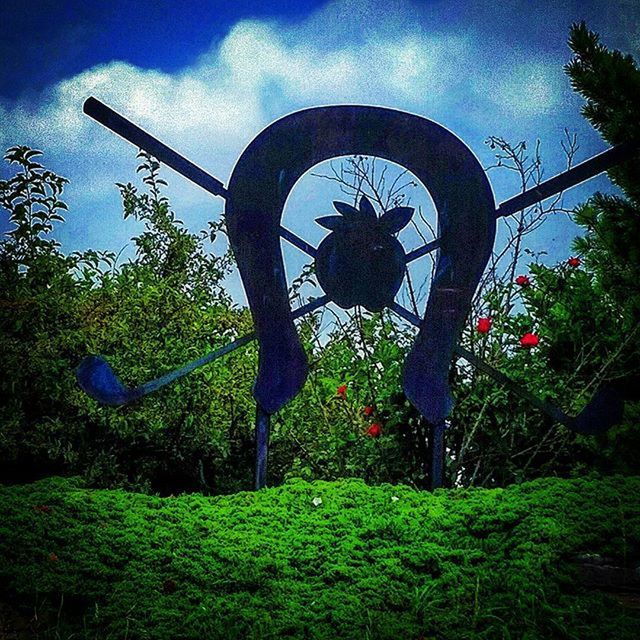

[0,23,639,493]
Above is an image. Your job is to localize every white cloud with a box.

[0,0,612,265]
[477,62,565,117]
[1,10,559,167]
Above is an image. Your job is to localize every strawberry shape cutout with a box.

[315,195,413,311]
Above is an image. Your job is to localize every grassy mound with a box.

[0,476,639,639]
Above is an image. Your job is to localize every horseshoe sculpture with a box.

[225,106,495,421]
[76,97,637,489]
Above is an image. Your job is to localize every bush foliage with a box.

[0,24,639,494]
[1,475,639,639]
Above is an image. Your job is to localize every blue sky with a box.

[1,0,639,306]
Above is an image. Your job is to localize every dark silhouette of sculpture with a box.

[315,197,412,312]
[76,97,637,490]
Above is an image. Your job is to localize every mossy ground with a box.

[0,475,639,639]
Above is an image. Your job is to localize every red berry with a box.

[366,423,382,437]
[476,317,492,334]
[520,332,539,348]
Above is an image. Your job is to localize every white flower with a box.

[312,496,323,507]
[391,496,400,502]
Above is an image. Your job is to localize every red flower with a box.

[520,332,539,348]
[366,423,382,437]
[48,552,58,563]
[568,256,581,268]
[476,317,492,334]
[337,384,347,399]
[515,275,530,287]
[363,406,374,417]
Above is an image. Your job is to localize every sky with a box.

[1,0,639,307]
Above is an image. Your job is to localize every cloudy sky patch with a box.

[1,0,638,300]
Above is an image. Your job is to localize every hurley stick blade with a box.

[76,355,141,406]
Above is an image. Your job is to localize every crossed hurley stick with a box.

[78,97,637,442]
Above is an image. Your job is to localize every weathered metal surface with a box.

[255,405,270,490]
[429,420,447,491]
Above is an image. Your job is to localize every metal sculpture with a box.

[315,198,412,311]
[77,96,637,490]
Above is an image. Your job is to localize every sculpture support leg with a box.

[429,420,446,490]
[255,405,271,490]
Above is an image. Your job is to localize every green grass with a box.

[0,475,639,639]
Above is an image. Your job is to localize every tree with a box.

[448,24,640,485]
[0,148,257,493]
[566,22,640,327]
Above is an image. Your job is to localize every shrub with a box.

[0,475,638,639]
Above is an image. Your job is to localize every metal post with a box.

[255,405,270,490]
[429,420,446,490]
